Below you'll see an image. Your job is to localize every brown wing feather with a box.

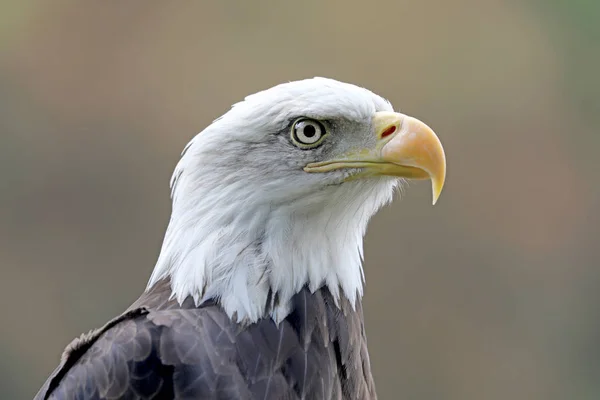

[35,279,376,400]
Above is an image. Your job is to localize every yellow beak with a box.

[304,111,446,205]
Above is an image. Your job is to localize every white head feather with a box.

[147,77,400,323]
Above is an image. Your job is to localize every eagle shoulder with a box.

[36,306,262,400]
[36,286,375,400]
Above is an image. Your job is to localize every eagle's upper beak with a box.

[304,111,446,205]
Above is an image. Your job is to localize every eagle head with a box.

[148,77,446,323]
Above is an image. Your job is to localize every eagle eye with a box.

[291,118,327,149]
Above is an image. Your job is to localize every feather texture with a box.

[36,279,376,400]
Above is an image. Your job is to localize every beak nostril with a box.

[380,125,397,139]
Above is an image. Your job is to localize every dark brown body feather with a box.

[35,279,377,400]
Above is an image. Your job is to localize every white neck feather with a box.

[147,166,396,323]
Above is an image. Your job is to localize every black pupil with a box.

[303,124,316,138]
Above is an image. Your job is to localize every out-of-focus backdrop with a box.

[1,1,599,399]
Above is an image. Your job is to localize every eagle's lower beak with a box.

[304,111,446,205]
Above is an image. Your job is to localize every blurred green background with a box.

[1,1,599,399]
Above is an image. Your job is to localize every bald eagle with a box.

[35,78,446,400]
